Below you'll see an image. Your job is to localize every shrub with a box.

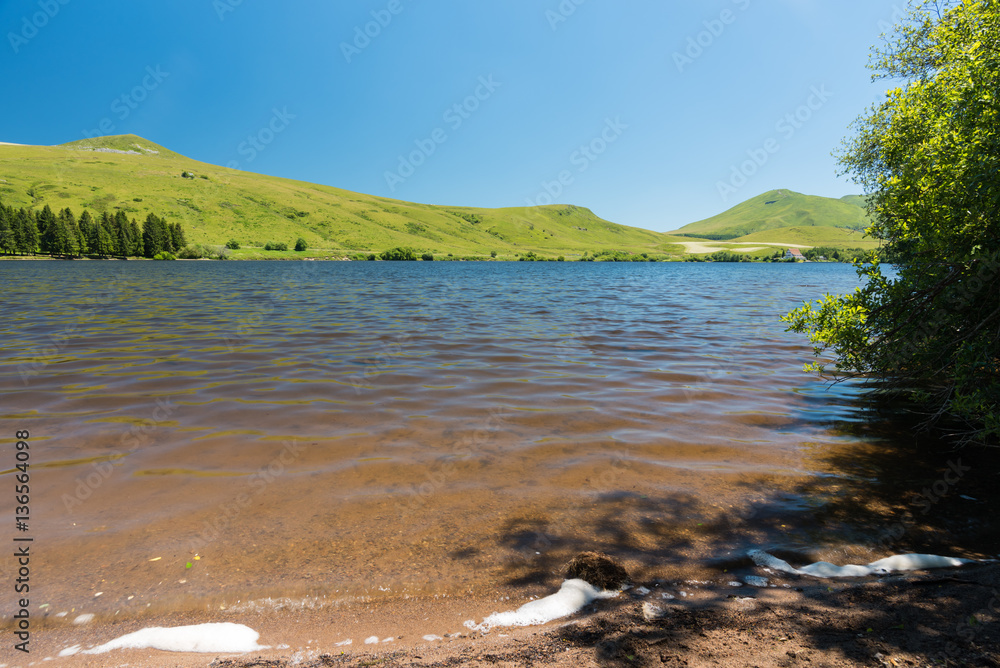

[178,244,229,260]
[421,253,434,261]
[490,250,497,258]
[295,238,308,251]
[226,239,241,250]
[152,251,176,260]
[380,246,417,261]
[264,242,288,251]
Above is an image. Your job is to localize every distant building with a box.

[785,247,805,260]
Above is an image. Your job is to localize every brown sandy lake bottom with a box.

[2,261,999,661]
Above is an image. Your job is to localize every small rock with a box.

[642,602,668,621]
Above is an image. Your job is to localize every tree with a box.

[784,0,999,444]
[129,219,143,256]
[168,222,187,251]
[295,238,308,252]
[78,210,94,255]
[143,213,169,258]
[97,212,121,257]
[57,207,79,257]
[37,204,58,254]
[14,208,38,254]
[380,247,417,261]
[113,211,131,257]
[0,204,13,254]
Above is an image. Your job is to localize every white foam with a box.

[73,614,95,625]
[57,645,81,657]
[749,549,978,579]
[464,579,617,631]
[82,622,266,654]
[867,553,973,574]
[423,634,443,642]
[364,635,379,644]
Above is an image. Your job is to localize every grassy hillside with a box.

[672,189,870,240]
[730,225,879,249]
[0,135,683,259]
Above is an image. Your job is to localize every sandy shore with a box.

[17,562,1000,668]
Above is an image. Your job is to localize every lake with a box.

[1,260,992,628]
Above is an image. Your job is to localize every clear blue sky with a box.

[0,0,907,232]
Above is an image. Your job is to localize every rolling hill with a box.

[671,189,871,241]
[0,135,683,259]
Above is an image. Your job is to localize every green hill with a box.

[0,135,681,259]
[729,225,879,249]
[671,189,870,240]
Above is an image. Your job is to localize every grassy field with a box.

[0,135,878,259]
[0,135,686,260]
[730,225,879,249]
[671,189,870,240]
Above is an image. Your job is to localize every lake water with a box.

[1,260,994,627]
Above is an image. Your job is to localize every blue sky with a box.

[1,0,908,232]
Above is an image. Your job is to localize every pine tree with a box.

[14,208,39,254]
[97,212,118,257]
[143,213,168,257]
[95,223,113,258]
[58,208,79,257]
[112,211,130,258]
[0,205,13,255]
[37,204,58,254]
[168,221,187,252]
[76,210,92,255]
[129,219,142,256]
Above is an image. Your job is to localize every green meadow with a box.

[0,135,876,259]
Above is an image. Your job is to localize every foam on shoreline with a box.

[74,622,266,654]
[749,549,978,578]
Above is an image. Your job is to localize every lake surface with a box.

[1,260,990,624]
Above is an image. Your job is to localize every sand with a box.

[20,563,1000,668]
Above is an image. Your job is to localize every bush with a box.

[490,250,497,258]
[366,253,377,261]
[178,244,228,260]
[152,251,176,260]
[380,246,417,261]
[226,239,241,250]
[557,256,565,262]
[421,253,434,261]
[264,242,288,251]
[295,238,308,251]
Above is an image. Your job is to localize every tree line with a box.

[0,201,186,259]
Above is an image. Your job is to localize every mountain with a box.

[671,189,870,240]
[0,135,678,259]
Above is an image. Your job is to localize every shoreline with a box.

[20,564,1000,667]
